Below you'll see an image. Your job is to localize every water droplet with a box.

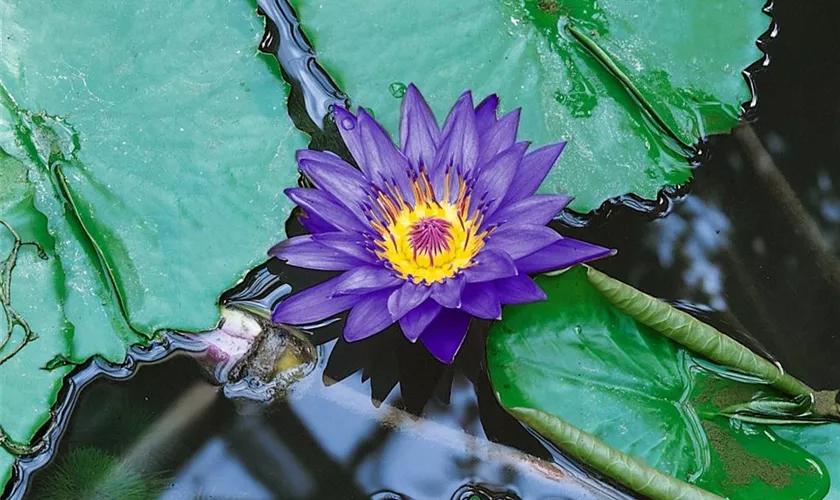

[389,82,407,98]
[340,117,355,130]
[574,325,582,335]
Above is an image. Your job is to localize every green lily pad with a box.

[487,267,835,499]
[288,0,768,212]
[0,0,307,489]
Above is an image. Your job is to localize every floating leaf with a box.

[287,0,768,211]
[0,0,308,489]
[487,267,836,499]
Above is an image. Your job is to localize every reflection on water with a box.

[24,353,625,499]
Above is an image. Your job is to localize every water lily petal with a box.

[400,83,440,170]
[297,152,369,221]
[314,232,378,264]
[419,308,472,364]
[463,249,518,283]
[460,281,502,320]
[333,106,365,165]
[332,265,402,296]
[483,224,561,260]
[387,280,433,321]
[515,238,616,274]
[399,299,442,342]
[474,93,499,131]
[503,141,567,204]
[479,108,520,166]
[432,91,479,194]
[357,108,413,196]
[272,273,365,325]
[494,274,547,304]
[344,289,395,342]
[269,236,367,271]
[297,209,337,234]
[486,194,572,228]
[285,188,368,234]
[471,141,528,219]
[430,275,465,308]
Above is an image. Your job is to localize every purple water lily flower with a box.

[270,85,614,363]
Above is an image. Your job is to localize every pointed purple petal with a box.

[297,152,369,221]
[503,141,567,204]
[333,106,365,165]
[515,238,616,274]
[478,108,521,166]
[460,282,502,320]
[331,265,402,296]
[272,273,365,325]
[483,224,561,260]
[297,209,337,234]
[399,299,442,342]
[268,236,367,271]
[493,274,547,304]
[431,91,479,194]
[285,188,368,234]
[400,84,440,170]
[344,289,395,342]
[387,280,433,321]
[474,94,499,131]
[485,194,572,228]
[471,142,528,218]
[463,249,518,283]
[357,108,412,195]
[419,308,472,364]
[313,232,377,264]
[430,275,465,308]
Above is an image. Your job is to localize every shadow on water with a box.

[8,0,840,498]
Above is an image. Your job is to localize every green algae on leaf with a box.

[288,0,769,212]
[487,267,835,499]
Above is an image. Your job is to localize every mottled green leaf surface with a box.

[487,267,835,499]
[0,0,306,489]
[290,0,768,211]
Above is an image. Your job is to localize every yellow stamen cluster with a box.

[369,170,488,284]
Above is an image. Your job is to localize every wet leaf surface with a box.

[487,266,837,499]
[0,0,308,488]
[288,0,768,211]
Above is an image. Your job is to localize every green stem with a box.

[510,407,722,500]
[585,266,814,397]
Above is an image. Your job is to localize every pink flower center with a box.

[408,217,453,264]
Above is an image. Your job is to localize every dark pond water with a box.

[8,0,840,498]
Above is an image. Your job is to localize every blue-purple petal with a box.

[333,106,365,165]
[272,273,365,325]
[463,249,518,283]
[478,108,520,166]
[430,275,465,308]
[399,299,442,342]
[503,141,567,204]
[486,194,572,228]
[471,142,528,219]
[387,280,433,321]
[431,91,479,194]
[314,232,378,264]
[331,266,402,296]
[515,238,616,274]
[459,281,502,320]
[269,236,367,271]
[474,94,499,132]
[297,152,369,221]
[344,289,395,342]
[400,84,440,170]
[493,274,547,304]
[483,224,561,260]
[357,108,413,196]
[419,308,472,364]
[285,188,368,234]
